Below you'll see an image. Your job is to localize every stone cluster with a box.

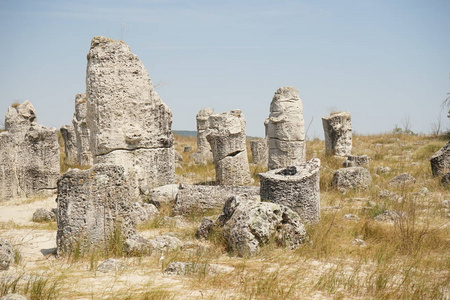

[322,111,352,156]
[0,101,60,202]
[206,109,251,185]
[265,87,306,170]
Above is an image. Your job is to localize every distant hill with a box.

[173,130,197,137]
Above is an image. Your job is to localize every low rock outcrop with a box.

[259,159,321,224]
[332,167,371,191]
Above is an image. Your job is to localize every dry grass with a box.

[1,133,449,299]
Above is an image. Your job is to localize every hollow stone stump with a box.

[206,109,251,185]
[430,141,450,176]
[265,87,306,170]
[86,36,174,197]
[259,158,321,224]
[322,111,352,156]
[56,164,136,256]
[250,138,268,166]
[190,108,215,164]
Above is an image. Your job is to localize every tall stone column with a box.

[206,110,252,185]
[265,87,306,170]
[72,93,93,167]
[190,108,215,164]
[322,111,352,156]
[86,36,174,198]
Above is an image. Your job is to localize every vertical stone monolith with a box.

[72,93,93,167]
[322,111,352,156]
[190,108,215,164]
[206,109,251,185]
[265,87,306,170]
[250,138,268,166]
[60,125,79,166]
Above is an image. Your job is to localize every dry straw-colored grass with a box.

[1,132,449,299]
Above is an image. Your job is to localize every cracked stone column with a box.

[72,93,93,167]
[206,109,252,185]
[250,138,268,166]
[322,111,352,156]
[0,101,60,201]
[190,108,215,164]
[265,87,306,170]
[60,125,79,166]
[86,36,174,198]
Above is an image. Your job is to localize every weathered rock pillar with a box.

[206,109,252,185]
[430,141,450,176]
[250,138,268,166]
[56,164,136,255]
[265,87,306,170]
[60,125,79,166]
[322,111,352,156]
[0,101,60,202]
[72,93,92,167]
[190,108,215,164]
[259,158,321,224]
[86,36,175,197]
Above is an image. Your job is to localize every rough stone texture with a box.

[130,202,158,224]
[322,111,352,156]
[388,173,416,186]
[441,173,450,188]
[32,208,56,222]
[148,235,181,252]
[96,258,126,273]
[60,125,79,166]
[173,184,259,216]
[250,138,268,165]
[0,294,27,300]
[190,108,215,164]
[430,141,450,176]
[72,93,93,167]
[264,87,306,170]
[376,166,392,174]
[148,184,180,207]
[164,262,234,276]
[343,155,370,168]
[86,36,174,198]
[332,167,371,191]
[374,210,407,222]
[0,238,14,270]
[259,158,321,224]
[214,196,307,257]
[206,110,251,185]
[56,164,136,255]
[0,101,60,202]
[195,217,215,239]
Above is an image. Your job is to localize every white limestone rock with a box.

[60,125,79,166]
[322,111,352,156]
[72,93,92,167]
[332,167,371,191]
[250,138,268,165]
[190,108,215,164]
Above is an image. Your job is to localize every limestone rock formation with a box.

[72,93,92,167]
[430,141,450,176]
[0,238,14,270]
[212,196,307,257]
[250,138,268,165]
[32,208,56,222]
[388,173,416,186]
[259,158,321,224]
[0,101,60,202]
[86,36,174,197]
[60,125,79,166]
[343,155,370,168]
[56,164,136,255]
[206,110,251,185]
[332,167,371,191]
[190,108,215,164]
[265,87,306,170]
[322,111,352,156]
[173,184,259,215]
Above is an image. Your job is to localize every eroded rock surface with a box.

[72,93,92,167]
[430,141,450,176]
[60,125,79,166]
[190,108,215,164]
[322,111,352,156]
[0,101,60,202]
[0,238,14,270]
[332,167,371,191]
[265,87,306,170]
[250,138,268,166]
[343,155,369,168]
[206,110,251,185]
[86,36,174,197]
[259,158,321,224]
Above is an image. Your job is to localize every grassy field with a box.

[1,132,449,299]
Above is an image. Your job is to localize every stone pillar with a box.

[190,108,215,164]
[60,125,79,166]
[322,111,352,156]
[250,138,268,166]
[265,87,306,170]
[72,93,92,167]
[206,109,252,185]
[430,141,450,176]
[56,164,136,255]
[85,36,175,197]
[0,101,60,202]
[259,158,321,224]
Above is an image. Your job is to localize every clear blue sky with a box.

[1,0,449,138]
